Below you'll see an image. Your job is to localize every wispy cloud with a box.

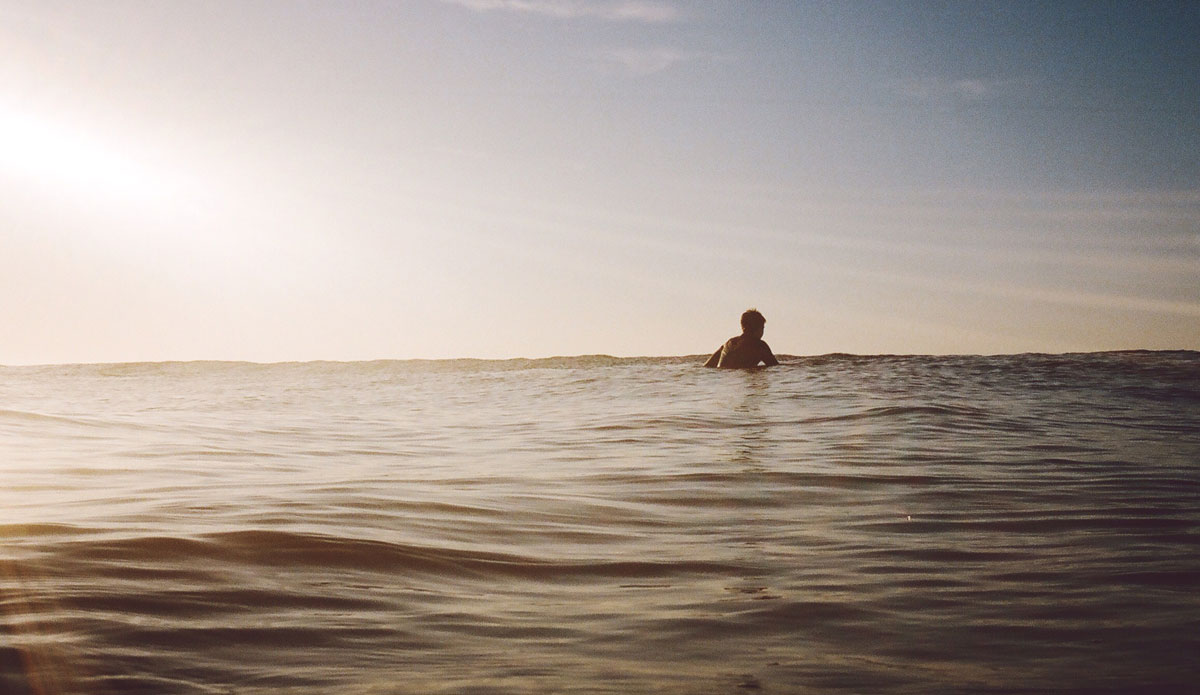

[888,76,1031,104]
[602,47,727,75]
[440,0,681,23]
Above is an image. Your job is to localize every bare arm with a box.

[703,347,722,368]
[761,342,779,367]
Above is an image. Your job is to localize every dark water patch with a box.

[857,513,1200,535]
[423,614,581,641]
[0,647,34,695]
[858,547,1030,563]
[736,599,881,628]
[1109,569,1200,588]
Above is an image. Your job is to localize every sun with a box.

[0,101,173,207]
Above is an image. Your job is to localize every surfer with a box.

[704,309,780,368]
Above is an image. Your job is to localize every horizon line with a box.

[3,348,1195,369]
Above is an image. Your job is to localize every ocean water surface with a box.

[2,352,1198,694]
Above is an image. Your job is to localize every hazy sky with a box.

[2,0,1197,364]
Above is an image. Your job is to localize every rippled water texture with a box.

[2,352,1199,694]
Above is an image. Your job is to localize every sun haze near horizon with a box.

[2,1,1197,366]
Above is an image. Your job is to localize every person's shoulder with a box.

[758,340,779,365]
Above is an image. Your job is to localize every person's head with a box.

[740,308,766,338]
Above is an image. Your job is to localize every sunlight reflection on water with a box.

[2,353,1199,693]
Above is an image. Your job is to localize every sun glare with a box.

[0,103,174,207]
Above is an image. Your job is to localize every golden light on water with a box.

[1,551,80,695]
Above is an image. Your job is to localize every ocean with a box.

[2,352,1198,694]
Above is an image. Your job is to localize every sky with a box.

[1,0,1197,364]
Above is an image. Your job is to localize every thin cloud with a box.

[889,76,1031,104]
[603,47,728,75]
[440,0,681,23]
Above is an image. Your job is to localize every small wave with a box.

[0,408,104,428]
[637,599,882,643]
[53,530,754,581]
[798,403,991,425]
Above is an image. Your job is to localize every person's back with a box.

[704,309,779,368]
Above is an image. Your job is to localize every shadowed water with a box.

[2,352,1198,693]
